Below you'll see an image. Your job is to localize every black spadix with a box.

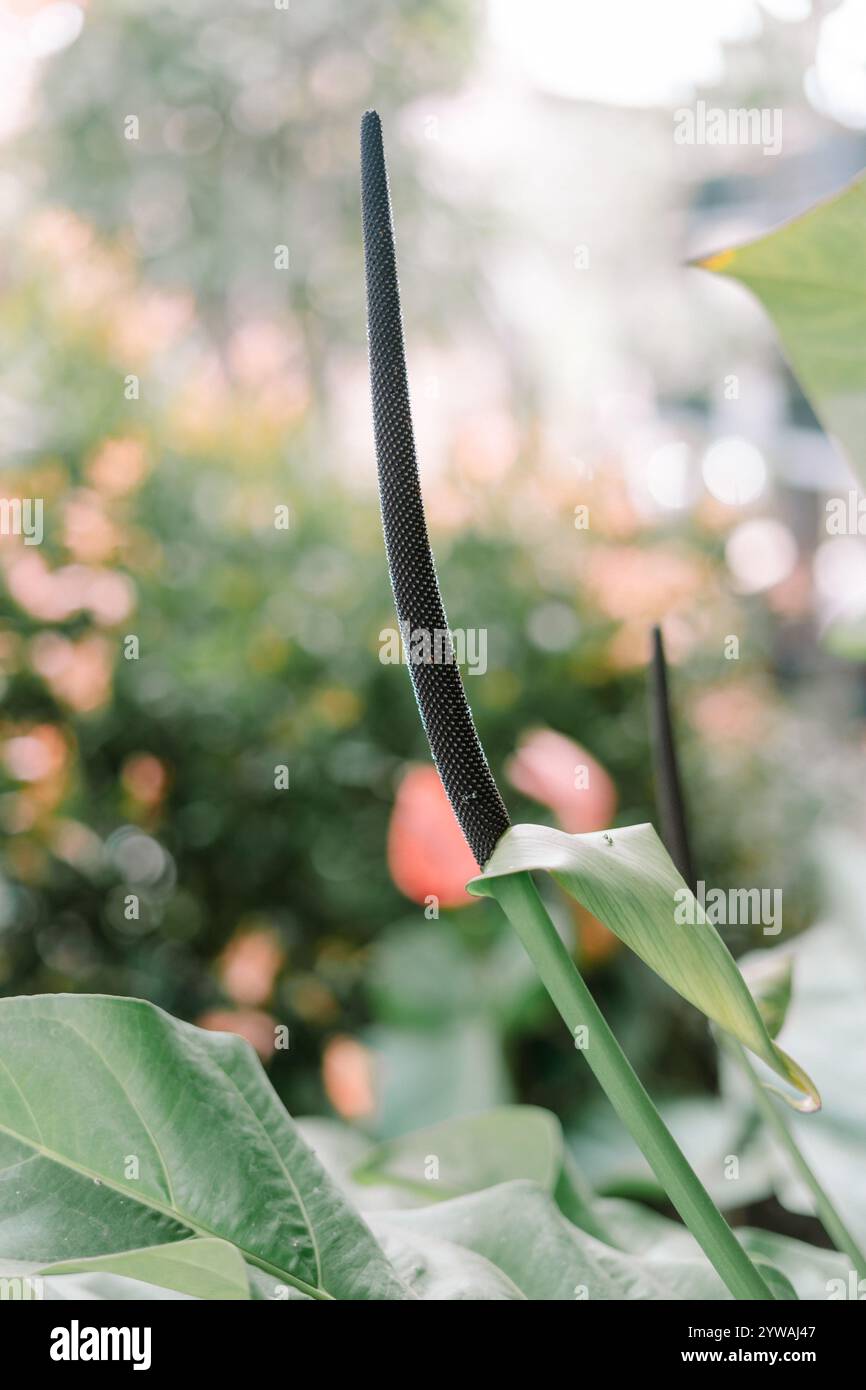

[648,624,695,892]
[360,110,510,867]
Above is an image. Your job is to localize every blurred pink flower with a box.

[5,552,69,622]
[5,553,133,626]
[84,571,136,626]
[584,544,706,623]
[691,684,769,745]
[452,409,519,483]
[108,288,194,361]
[606,616,697,673]
[218,927,284,1007]
[3,725,67,783]
[29,208,94,263]
[63,490,119,563]
[587,471,641,540]
[506,728,617,834]
[87,438,149,497]
[387,763,478,908]
[1,724,70,826]
[197,1008,277,1062]
[29,633,113,713]
[228,319,292,385]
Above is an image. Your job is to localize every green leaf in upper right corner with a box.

[695,171,866,487]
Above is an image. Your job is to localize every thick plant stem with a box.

[486,870,775,1301]
[725,1039,866,1279]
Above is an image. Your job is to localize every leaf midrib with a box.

[0,1119,333,1302]
[60,1017,178,1210]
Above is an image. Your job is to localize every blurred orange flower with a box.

[63,490,119,563]
[573,901,621,967]
[506,728,616,834]
[87,438,149,497]
[322,1035,376,1120]
[121,753,169,810]
[387,763,478,908]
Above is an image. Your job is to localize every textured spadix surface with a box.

[361,109,510,867]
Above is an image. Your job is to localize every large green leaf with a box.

[371,1180,795,1301]
[2,1237,251,1300]
[292,1114,800,1301]
[695,173,866,486]
[351,1104,605,1237]
[739,1229,852,1303]
[0,995,410,1301]
[354,1106,562,1200]
[288,1112,815,1300]
[7,1268,202,1300]
[468,823,819,1111]
[598,1197,848,1302]
[371,1221,526,1300]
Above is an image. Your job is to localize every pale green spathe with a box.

[468,823,819,1111]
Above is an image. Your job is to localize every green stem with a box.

[486,871,775,1301]
[725,1039,866,1279]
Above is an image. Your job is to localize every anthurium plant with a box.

[358,109,835,1301]
[1,114,864,1306]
